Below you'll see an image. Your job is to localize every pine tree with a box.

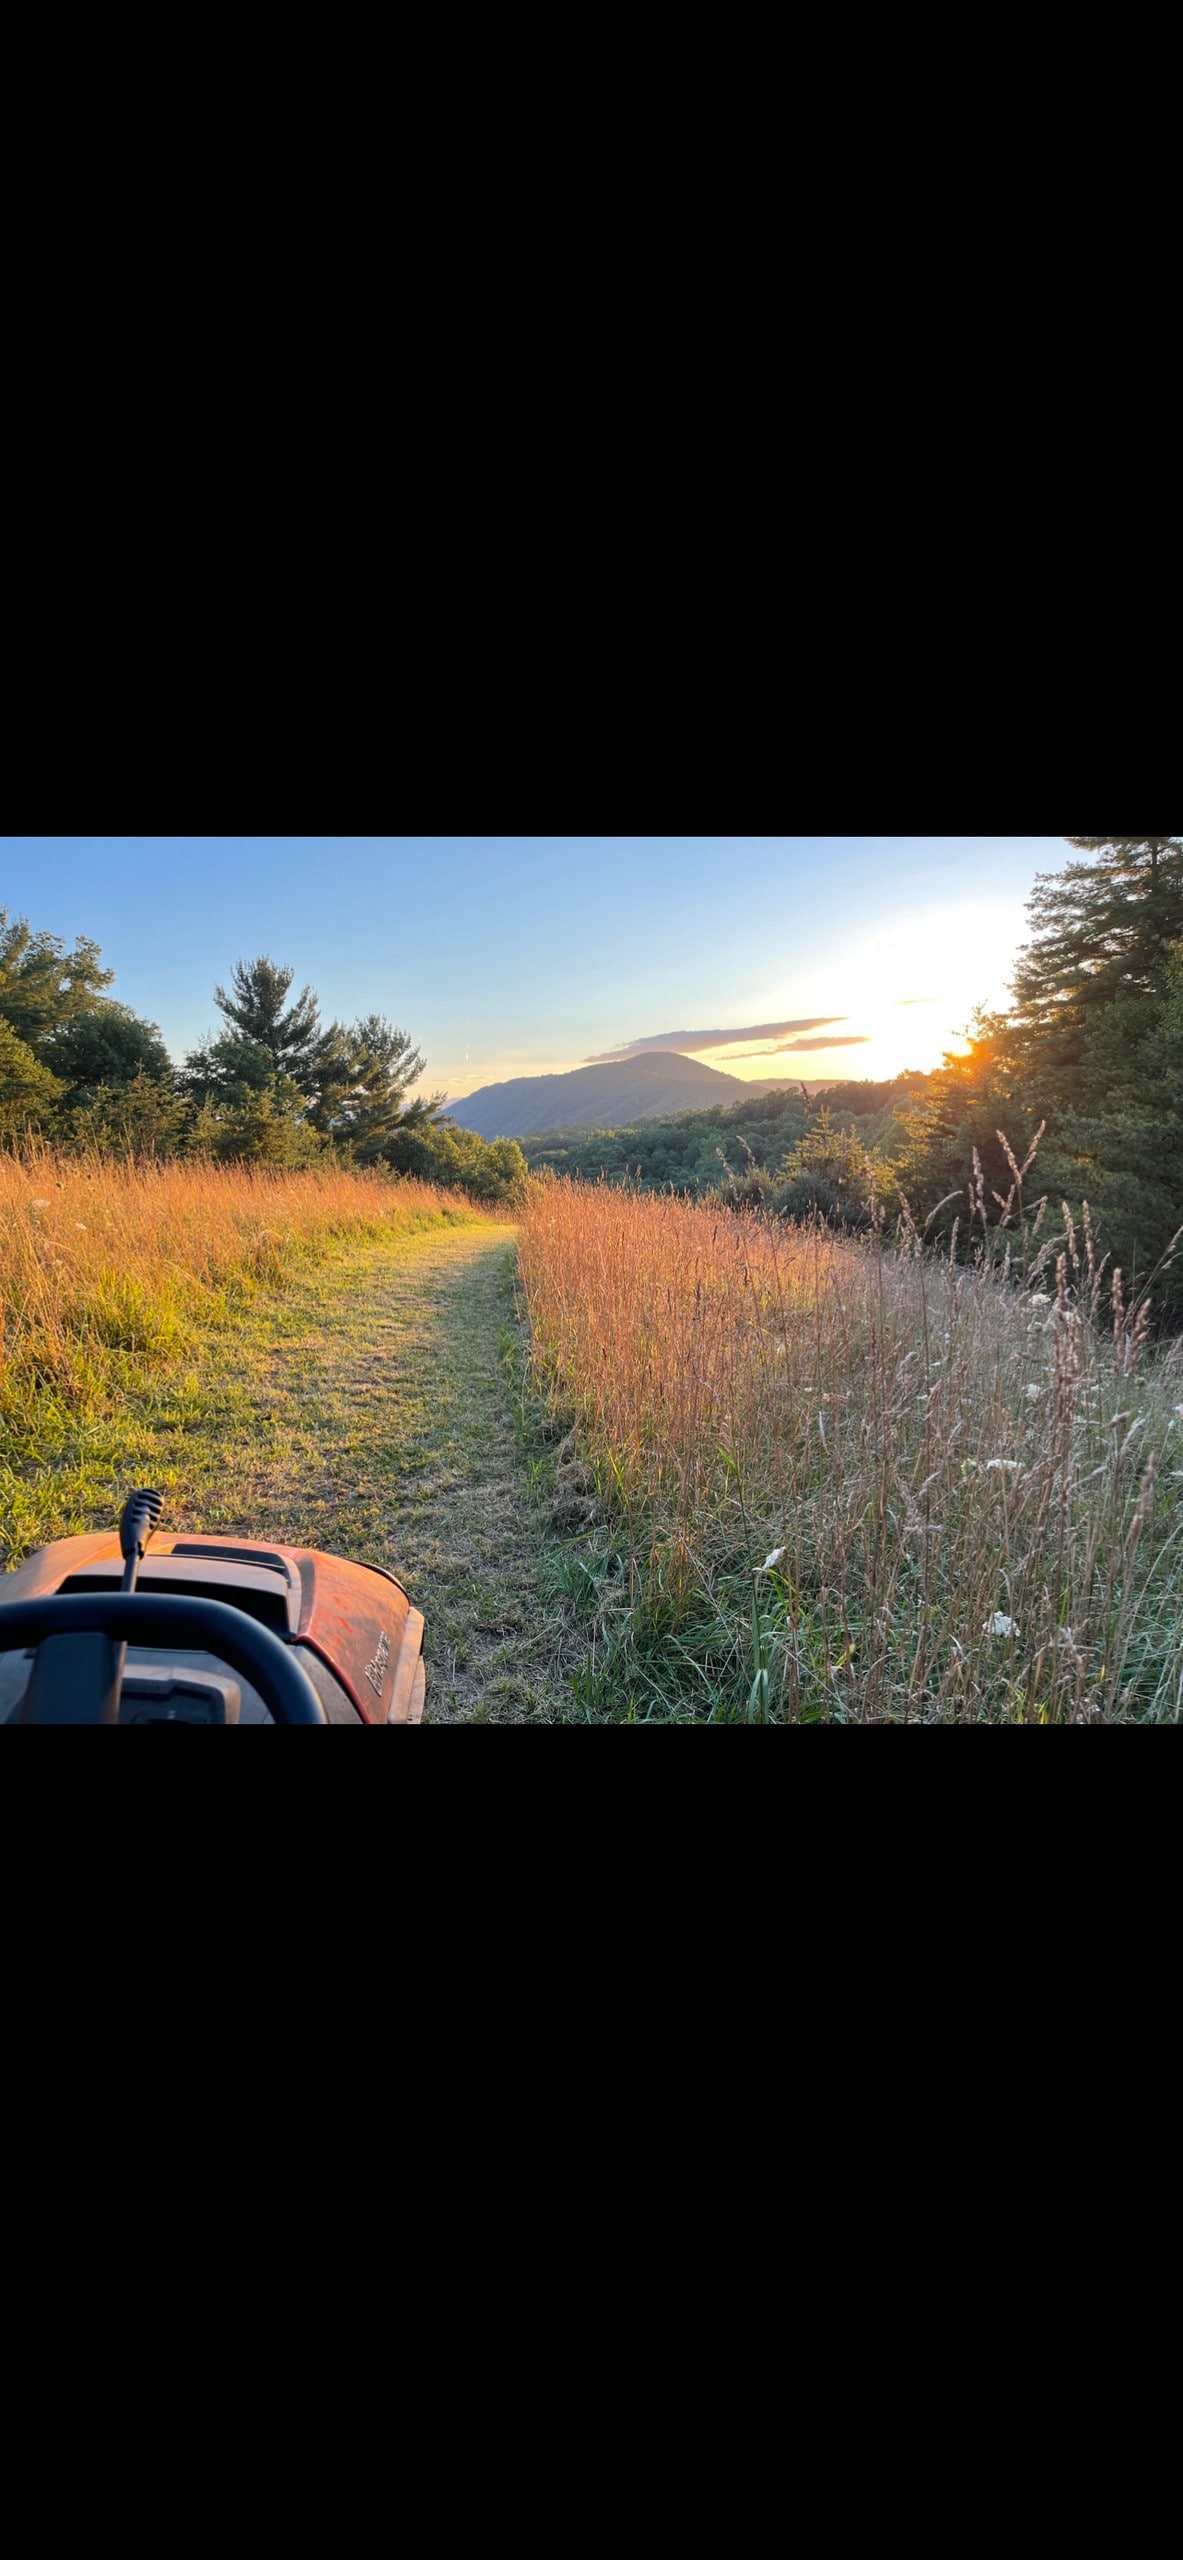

[892,838,1183,1311]
[212,957,325,1090]
[1008,838,1183,1105]
[309,1015,438,1153]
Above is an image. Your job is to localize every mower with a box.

[0,1489,426,1724]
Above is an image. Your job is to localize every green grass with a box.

[2,1218,592,1723]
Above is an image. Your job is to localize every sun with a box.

[698,900,1025,1086]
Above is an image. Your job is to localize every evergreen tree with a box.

[1007,837,1183,1108]
[68,1066,191,1157]
[207,1082,326,1165]
[179,1032,275,1107]
[309,1015,441,1155]
[892,838,1183,1310]
[212,957,325,1090]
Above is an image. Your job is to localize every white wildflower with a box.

[985,1612,1019,1638]
[760,1548,787,1572]
[985,1458,1021,1472]
[1026,1383,1043,1401]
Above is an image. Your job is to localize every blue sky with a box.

[0,837,1065,1096]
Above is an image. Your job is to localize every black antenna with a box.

[119,1489,164,1593]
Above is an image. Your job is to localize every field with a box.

[0,1152,481,1560]
[6,1152,1183,1723]
[518,1181,1183,1721]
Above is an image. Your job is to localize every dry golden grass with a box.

[0,1149,484,1561]
[519,1181,1183,1721]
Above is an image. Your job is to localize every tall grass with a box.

[0,1149,482,1562]
[519,1180,1183,1722]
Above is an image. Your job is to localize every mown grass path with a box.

[34,1220,573,1723]
[223,1220,574,1721]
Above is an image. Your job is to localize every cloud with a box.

[587,1015,846,1063]
[895,997,934,1008]
[773,1033,872,1053]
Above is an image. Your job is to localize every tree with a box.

[309,1015,442,1156]
[1,912,177,1144]
[889,1015,1039,1236]
[42,1004,173,1108]
[887,840,1183,1311]
[68,1066,191,1158]
[0,910,115,1052]
[1007,837,1183,1108]
[212,957,325,1091]
[381,1117,527,1204]
[207,1083,327,1165]
[179,1032,275,1108]
[0,1017,64,1137]
[775,1107,884,1225]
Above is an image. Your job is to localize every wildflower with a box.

[985,1458,1021,1471]
[985,1612,1019,1637]
[1026,1383,1042,1401]
[760,1548,787,1571]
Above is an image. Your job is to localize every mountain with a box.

[442,1052,807,1139]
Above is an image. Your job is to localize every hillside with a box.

[443,1053,803,1139]
[518,1076,918,1193]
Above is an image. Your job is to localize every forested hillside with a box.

[521,1078,919,1199]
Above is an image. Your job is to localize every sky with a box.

[0,837,1066,1097]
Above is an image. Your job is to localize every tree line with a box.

[0,928,526,1203]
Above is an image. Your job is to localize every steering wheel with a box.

[0,1593,327,1723]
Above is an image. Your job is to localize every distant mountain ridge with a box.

[442,1051,804,1139]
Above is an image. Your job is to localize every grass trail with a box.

[5,1219,576,1722]
[216,1220,575,1721]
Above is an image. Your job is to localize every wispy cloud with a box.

[587,1016,846,1063]
[895,997,934,1008]
[774,1033,872,1053]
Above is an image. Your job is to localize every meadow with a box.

[0,1150,481,1563]
[518,1178,1183,1722]
[7,1148,1183,1725]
